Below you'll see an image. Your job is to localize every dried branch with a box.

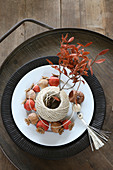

[46,34,109,91]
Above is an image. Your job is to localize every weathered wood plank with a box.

[0,2,26,169]
[61,0,80,27]
[0,0,60,66]
[24,0,60,40]
[0,0,60,170]
[104,0,113,39]
[61,0,113,170]
[61,0,106,34]
[0,0,26,66]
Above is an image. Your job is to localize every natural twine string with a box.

[35,86,69,122]
[38,109,74,129]
[27,79,82,128]
[28,96,74,128]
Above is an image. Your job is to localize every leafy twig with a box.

[47,34,109,92]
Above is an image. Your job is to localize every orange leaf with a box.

[68,37,74,43]
[61,44,68,48]
[95,59,106,63]
[69,72,73,75]
[63,60,69,64]
[82,80,85,84]
[51,65,62,73]
[52,65,58,69]
[62,34,64,41]
[68,64,74,68]
[52,96,60,101]
[85,67,89,71]
[56,67,63,73]
[63,68,67,76]
[70,54,79,60]
[83,56,89,60]
[68,45,76,49]
[77,44,81,49]
[90,66,93,75]
[64,33,68,39]
[98,49,109,55]
[84,71,88,76]
[84,42,93,47]
[46,59,53,65]
[77,43,84,47]
[81,63,87,69]
[82,51,90,55]
[57,52,61,56]
[74,46,78,52]
[88,59,92,66]
[80,59,87,65]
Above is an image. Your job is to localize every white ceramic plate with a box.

[11,65,94,146]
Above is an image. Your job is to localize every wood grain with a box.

[61,0,106,34]
[104,0,113,39]
[0,0,25,66]
[0,0,113,170]
[0,148,17,170]
[24,0,60,40]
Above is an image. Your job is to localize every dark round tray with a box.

[1,56,106,160]
[1,28,112,169]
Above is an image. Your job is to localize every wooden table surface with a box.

[0,0,113,170]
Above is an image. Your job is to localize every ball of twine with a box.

[35,86,69,122]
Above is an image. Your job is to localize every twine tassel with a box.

[88,131,94,151]
[89,126,109,142]
[76,111,110,151]
[87,126,104,150]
